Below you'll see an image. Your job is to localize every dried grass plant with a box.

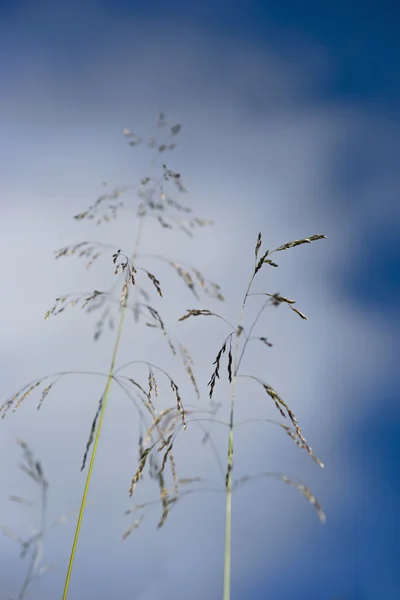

[1,440,73,600]
[2,113,327,600]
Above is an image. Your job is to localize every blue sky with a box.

[0,2,399,600]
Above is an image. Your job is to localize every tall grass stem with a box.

[62,214,145,599]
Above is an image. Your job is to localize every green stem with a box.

[223,272,254,600]
[62,213,145,599]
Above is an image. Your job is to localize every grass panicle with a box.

[3,113,223,599]
[1,441,74,600]
[179,230,327,599]
[4,120,327,600]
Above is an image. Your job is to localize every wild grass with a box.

[2,113,327,599]
[1,440,73,600]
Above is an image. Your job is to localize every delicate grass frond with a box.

[147,368,157,413]
[157,434,173,453]
[143,408,177,446]
[44,290,104,320]
[159,439,174,474]
[122,516,144,540]
[124,483,224,540]
[257,337,273,347]
[170,379,186,430]
[239,375,319,465]
[142,304,166,332]
[268,293,308,320]
[1,377,61,418]
[1,382,41,417]
[144,271,163,297]
[208,340,227,400]
[2,440,75,599]
[55,240,118,267]
[272,234,327,253]
[129,448,151,496]
[263,259,279,267]
[178,477,203,485]
[255,232,262,259]
[6,110,327,600]
[207,334,235,399]
[254,250,270,275]
[0,525,26,546]
[170,123,182,136]
[290,306,307,320]
[81,396,103,471]
[120,281,129,306]
[235,418,324,468]
[73,184,131,224]
[126,378,148,400]
[139,255,224,301]
[169,454,179,496]
[179,309,233,329]
[177,343,200,399]
[227,339,233,383]
[233,472,325,523]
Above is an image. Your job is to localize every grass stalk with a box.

[223,272,255,600]
[62,214,145,599]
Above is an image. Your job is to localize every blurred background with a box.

[0,1,399,599]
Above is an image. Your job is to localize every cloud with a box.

[0,8,398,599]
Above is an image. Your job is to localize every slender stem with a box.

[223,272,254,600]
[62,206,146,599]
[235,296,269,375]
[61,305,127,599]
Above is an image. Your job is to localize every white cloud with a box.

[0,10,397,599]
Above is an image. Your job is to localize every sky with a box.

[0,1,399,599]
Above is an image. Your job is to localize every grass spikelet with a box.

[178,308,214,321]
[207,341,227,399]
[290,306,307,320]
[279,424,324,467]
[263,258,279,268]
[169,379,186,430]
[233,472,325,523]
[143,408,176,446]
[255,232,262,259]
[278,476,326,523]
[120,281,129,306]
[227,339,233,383]
[254,250,270,275]
[1,381,42,418]
[17,439,47,487]
[129,448,151,496]
[37,384,53,411]
[143,305,166,332]
[122,516,144,540]
[81,396,103,472]
[73,185,129,224]
[127,378,148,399]
[208,333,235,399]
[258,337,273,347]
[157,434,173,453]
[144,271,163,297]
[272,234,327,252]
[243,375,319,465]
[159,439,174,474]
[169,454,179,496]
[178,347,200,398]
[147,369,157,413]
[44,291,104,320]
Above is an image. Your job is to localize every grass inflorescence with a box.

[3,113,327,600]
